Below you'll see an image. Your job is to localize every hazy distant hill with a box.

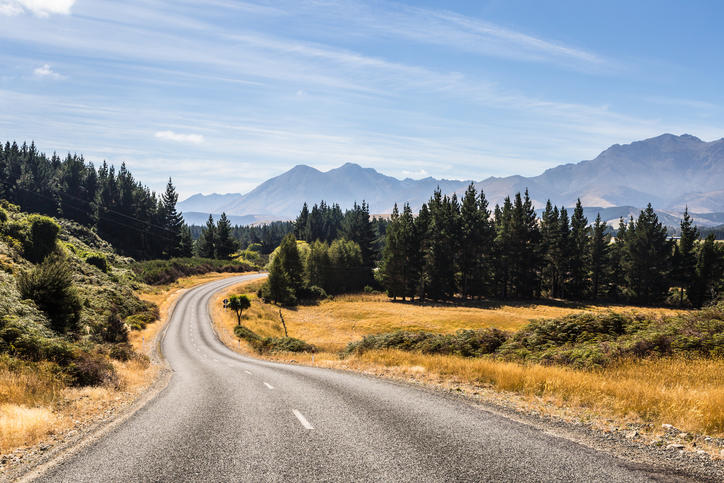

[179,133,724,226]
[473,134,724,212]
[179,163,470,218]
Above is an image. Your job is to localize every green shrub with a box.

[343,303,724,368]
[16,257,82,333]
[345,328,507,357]
[109,343,135,362]
[25,215,60,263]
[233,324,315,353]
[124,306,159,331]
[85,254,109,273]
[103,312,129,343]
[297,285,328,301]
[0,208,7,224]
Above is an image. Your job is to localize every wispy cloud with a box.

[154,130,205,144]
[1,0,75,17]
[33,63,64,79]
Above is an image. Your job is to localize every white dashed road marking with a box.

[263,382,274,390]
[293,410,314,430]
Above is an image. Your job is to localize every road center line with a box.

[263,382,274,389]
[293,409,314,430]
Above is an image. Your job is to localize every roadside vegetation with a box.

[132,257,256,285]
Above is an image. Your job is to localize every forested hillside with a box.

[0,141,192,260]
[0,201,157,387]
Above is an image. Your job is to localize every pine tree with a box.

[690,234,723,307]
[589,213,610,299]
[415,203,431,299]
[539,200,559,297]
[160,178,184,257]
[215,212,236,259]
[179,225,194,257]
[555,207,571,298]
[568,199,589,298]
[400,203,421,299]
[295,203,310,240]
[197,215,216,258]
[341,202,376,282]
[675,207,699,305]
[459,184,481,299]
[623,204,673,304]
[493,198,514,298]
[380,204,405,299]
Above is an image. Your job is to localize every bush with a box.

[17,257,82,333]
[297,285,328,301]
[233,324,315,353]
[343,303,724,368]
[85,254,109,273]
[66,351,117,387]
[109,343,135,362]
[124,303,159,331]
[0,208,7,224]
[25,215,60,263]
[103,312,129,343]
[345,328,507,357]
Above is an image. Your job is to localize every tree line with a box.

[0,141,192,259]
[260,201,388,304]
[380,184,723,307]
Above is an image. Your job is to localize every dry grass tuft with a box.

[0,405,57,451]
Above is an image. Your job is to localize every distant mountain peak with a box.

[178,133,724,223]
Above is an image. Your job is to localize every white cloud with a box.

[0,0,75,17]
[33,63,64,79]
[154,130,205,144]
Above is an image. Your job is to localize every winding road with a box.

[32,275,681,482]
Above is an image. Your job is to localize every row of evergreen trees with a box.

[380,184,723,306]
[0,141,192,259]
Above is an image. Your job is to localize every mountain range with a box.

[179,133,724,227]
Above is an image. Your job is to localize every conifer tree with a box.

[399,203,421,299]
[675,207,699,305]
[215,212,236,259]
[623,204,672,303]
[415,203,431,299]
[160,178,184,257]
[341,202,376,281]
[589,213,610,299]
[459,184,481,299]
[568,199,589,298]
[295,203,310,240]
[380,204,405,299]
[690,234,723,307]
[179,225,194,257]
[197,215,216,258]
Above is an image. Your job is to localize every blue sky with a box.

[1,0,722,199]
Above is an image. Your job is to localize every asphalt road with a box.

[34,275,679,482]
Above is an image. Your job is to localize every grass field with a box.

[213,280,724,446]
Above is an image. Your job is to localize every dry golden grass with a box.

[216,282,682,352]
[212,282,723,440]
[0,405,56,451]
